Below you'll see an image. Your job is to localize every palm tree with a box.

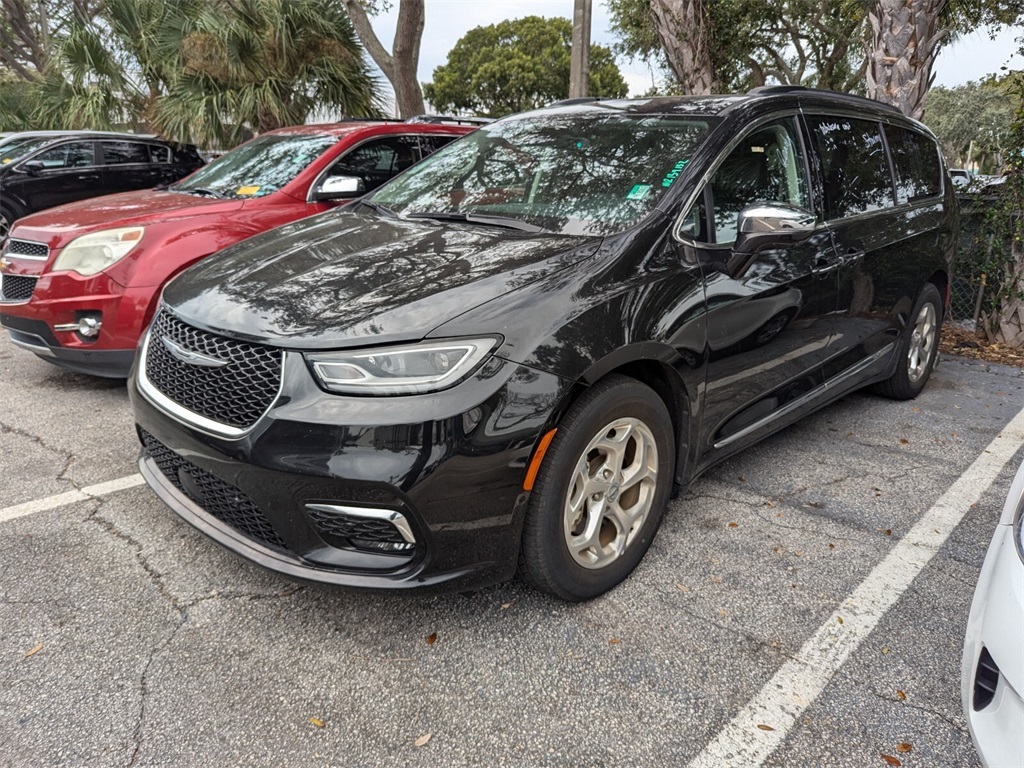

[33,0,383,147]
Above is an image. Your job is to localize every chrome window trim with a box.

[136,324,287,441]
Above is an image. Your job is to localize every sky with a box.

[366,0,1024,114]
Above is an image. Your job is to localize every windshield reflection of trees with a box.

[177,134,336,197]
[373,113,715,236]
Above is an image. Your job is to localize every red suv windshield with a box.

[172,133,339,199]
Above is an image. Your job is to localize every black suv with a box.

[0,133,203,238]
[130,87,957,600]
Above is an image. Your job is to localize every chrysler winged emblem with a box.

[161,336,229,368]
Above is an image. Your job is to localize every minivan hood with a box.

[11,189,244,240]
[166,210,597,349]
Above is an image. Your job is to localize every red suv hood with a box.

[10,189,245,246]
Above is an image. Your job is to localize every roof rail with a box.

[747,85,902,115]
[405,114,493,126]
[546,97,602,108]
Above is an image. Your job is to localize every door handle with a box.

[843,247,866,262]
[811,256,842,276]
[76,174,99,181]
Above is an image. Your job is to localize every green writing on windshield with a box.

[662,159,690,188]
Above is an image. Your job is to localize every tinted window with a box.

[885,126,942,203]
[704,118,809,244]
[31,141,96,169]
[149,144,171,164]
[807,116,894,219]
[331,136,421,192]
[422,135,460,154]
[102,141,151,165]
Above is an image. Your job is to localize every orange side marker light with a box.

[523,428,557,491]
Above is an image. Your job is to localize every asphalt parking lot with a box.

[2,331,1023,768]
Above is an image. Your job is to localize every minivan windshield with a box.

[171,132,338,199]
[369,111,716,236]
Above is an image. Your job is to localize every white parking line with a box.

[688,404,1024,768]
[0,474,145,524]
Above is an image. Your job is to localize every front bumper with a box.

[130,351,571,591]
[962,523,1024,768]
[0,270,151,378]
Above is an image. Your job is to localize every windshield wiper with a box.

[358,199,398,218]
[177,186,226,199]
[405,211,545,233]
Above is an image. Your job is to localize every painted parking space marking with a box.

[0,473,145,524]
[688,403,1024,768]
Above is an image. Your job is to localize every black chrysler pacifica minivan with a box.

[130,87,957,600]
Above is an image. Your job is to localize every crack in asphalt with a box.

[0,420,80,492]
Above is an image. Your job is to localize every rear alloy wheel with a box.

[519,375,675,601]
[874,283,942,400]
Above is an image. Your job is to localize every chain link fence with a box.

[947,193,1009,329]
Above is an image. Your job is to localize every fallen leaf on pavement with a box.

[609,638,621,644]
[881,754,902,766]
[837,616,844,624]
[899,438,909,445]
[426,633,437,645]
[756,724,774,731]
[896,743,912,753]
[309,717,325,728]
[676,583,690,593]
[415,734,431,747]
[896,690,906,701]
[24,644,43,658]
[727,522,739,528]
[500,603,512,610]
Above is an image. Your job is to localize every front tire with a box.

[874,283,942,400]
[519,375,675,601]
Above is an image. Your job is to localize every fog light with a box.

[352,539,416,553]
[78,316,101,337]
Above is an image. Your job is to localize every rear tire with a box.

[518,375,675,601]
[874,283,942,400]
[0,203,14,241]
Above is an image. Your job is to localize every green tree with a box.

[607,0,866,94]
[32,0,382,146]
[423,16,628,118]
[924,78,1017,171]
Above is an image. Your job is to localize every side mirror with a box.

[728,202,817,277]
[22,160,45,176]
[314,175,364,201]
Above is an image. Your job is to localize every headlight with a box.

[52,227,145,276]
[307,338,499,395]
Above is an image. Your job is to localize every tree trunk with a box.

[649,0,715,95]
[982,239,1024,348]
[341,0,425,118]
[865,0,948,120]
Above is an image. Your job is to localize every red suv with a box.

[0,120,475,377]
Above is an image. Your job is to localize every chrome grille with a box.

[144,310,282,429]
[6,239,48,258]
[141,429,288,551]
[0,273,37,302]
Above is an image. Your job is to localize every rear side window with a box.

[885,126,942,203]
[807,116,894,219]
[102,141,150,165]
[422,135,460,154]
[149,144,171,164]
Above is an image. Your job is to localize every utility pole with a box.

[569,0,592,99]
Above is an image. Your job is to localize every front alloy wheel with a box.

[519,375,675,601]
[907,301,937,384]
[564,417,659,569]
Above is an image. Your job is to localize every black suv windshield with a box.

[172,132,338,199]
[370,111,716,236]
[1,137,55,166]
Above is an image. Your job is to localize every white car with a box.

[962,459,1024,767]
